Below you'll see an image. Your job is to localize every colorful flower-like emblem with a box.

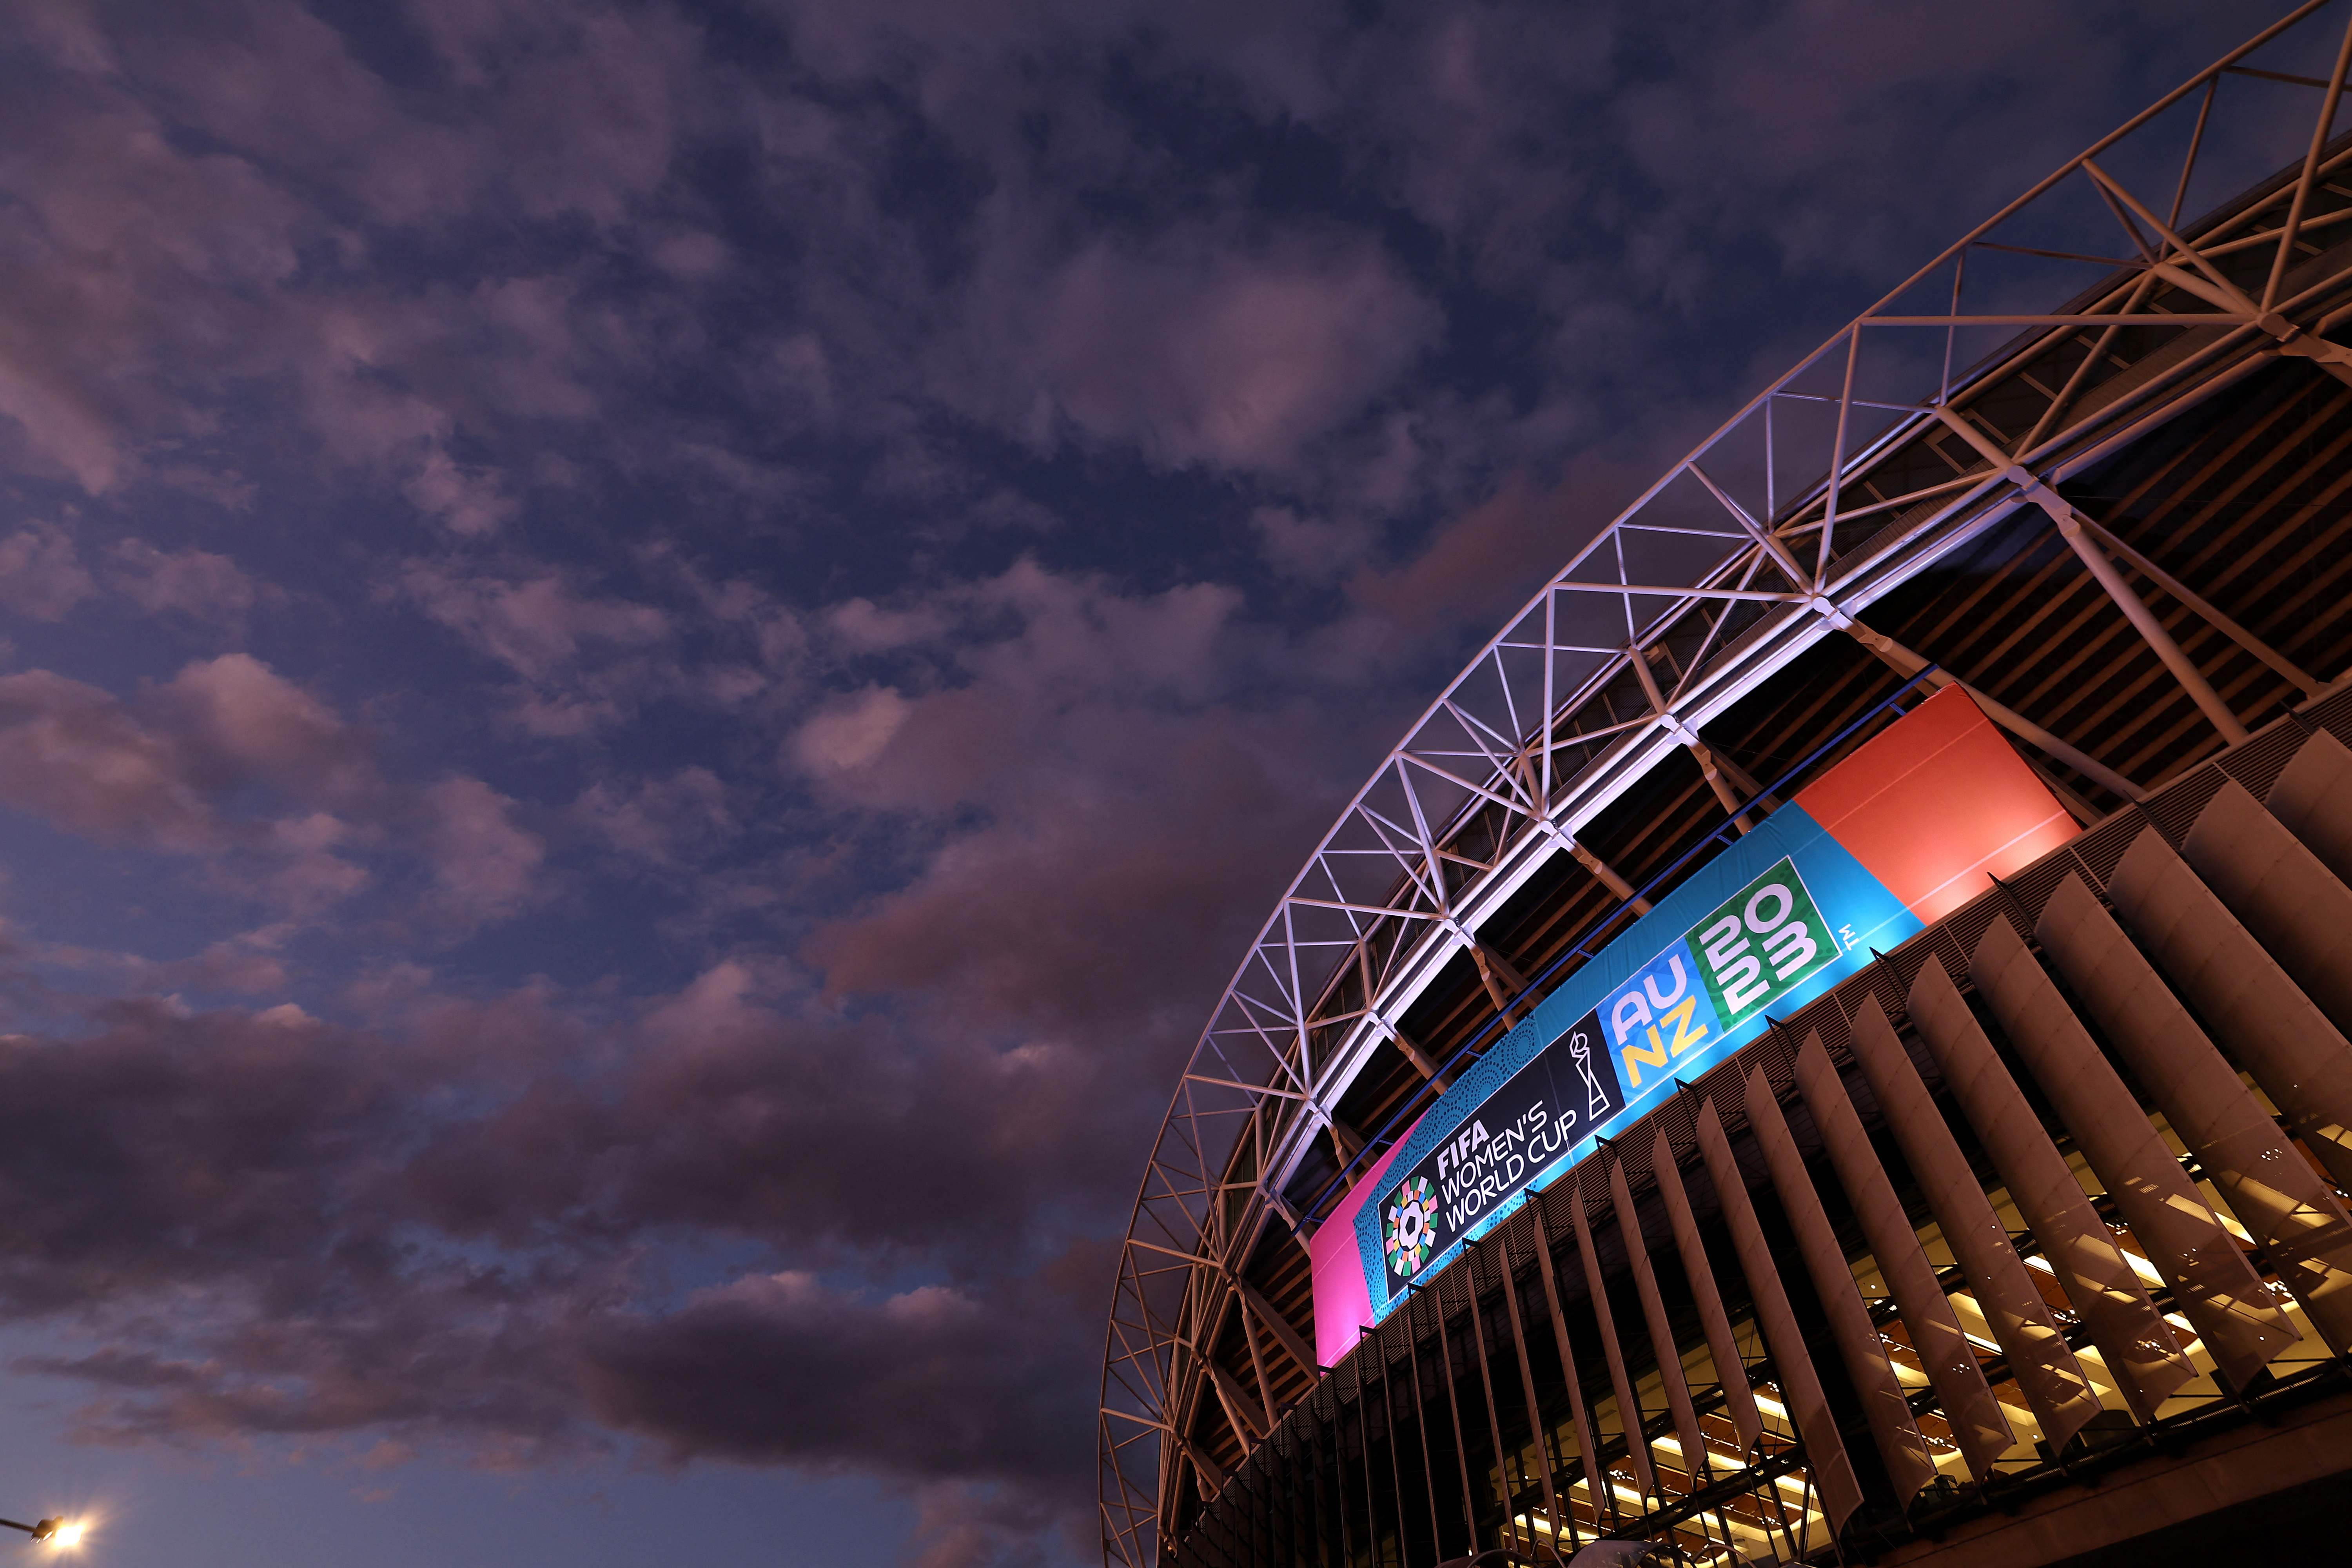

[1384,1176,1438,1277]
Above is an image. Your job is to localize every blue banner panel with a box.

[1354,801,1919,1322]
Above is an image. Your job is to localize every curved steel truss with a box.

[1099,6,2352,1563]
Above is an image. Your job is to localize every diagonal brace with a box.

[1932,408,2249,744]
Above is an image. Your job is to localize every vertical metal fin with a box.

[1844,994,2104,1449]
[2264,727,2352,886]
[2107,825,2352,1193]
[1908,954,2193,1417]
[1741,1066,1942,1503]
[1530,1201,1612,1527]
[1649,1128,1766,1455]
[1496,1236,1567,1541]
[1432,1278,1482,1552]
[1792,1033,2015,1480]
[2036,871,2352,1354]
[1607,1158,1711,1483]
[1971,916,2299,1390]
[1570,1190,1659,1501]
[2185,776,2352,1038]
[1463,1258,1526,1557]
[1693,1097,1864,1541]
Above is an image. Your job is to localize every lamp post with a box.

[0,1518,83,1550]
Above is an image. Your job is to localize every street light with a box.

[0,1517,85,1550]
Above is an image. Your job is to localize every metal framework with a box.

[1099,7,2352,1563]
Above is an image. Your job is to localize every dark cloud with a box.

[0,1006,405,1308]
[402,962,1134,1259]
[0,991,1107,1510]
[579,1266,1093,1484]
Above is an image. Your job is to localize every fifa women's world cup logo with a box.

[1384,1176,1439,1278]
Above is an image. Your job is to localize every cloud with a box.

[578,1270,1091,1486]
[0,669,223,853]
[107,539,265,627]
[396,561,684,735]
[0,528,271,633]
[169,926,297,996]
[151,653,371,802]
[422,777,547,929]
[0,1003,406,1310]
[403,959,1128,1263]
[905,1480,1077,1568]
[1251,504,1372,585]
[946,224,1442,475]
[0,0,734,528]
[1342,470,1617,640]
[762,560,1391,1061]
[0,523,96,621]
[0,24,314,493]
[402,449,520,538]
[573,768,737,869]
[791,685,913,777]
[803,707,1334,1044]
[0,978,1111,1532]
[399,565,671,685]
[0,654,567,930]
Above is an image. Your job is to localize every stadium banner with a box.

[1307,685,2078,1363]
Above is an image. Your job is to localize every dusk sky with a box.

[0,4,2330,1565]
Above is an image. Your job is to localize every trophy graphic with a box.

[1568,1027,1609,1119]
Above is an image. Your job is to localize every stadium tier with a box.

[1100,11,2352,1568]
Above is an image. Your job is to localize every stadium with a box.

[1099,7,2352,1568]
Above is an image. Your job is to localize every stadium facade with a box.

[1101,8,2352,1568]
